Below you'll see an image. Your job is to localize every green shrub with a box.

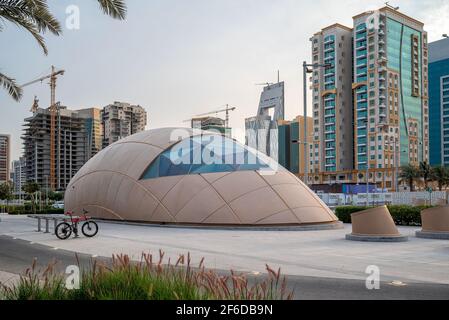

[335,205,432,226]
[335,206,367,223]
[1,253,294,300]
[4,205,64,216]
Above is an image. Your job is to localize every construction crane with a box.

[184,104,237,128]
[255,71,280,87]
[20,66,65,191]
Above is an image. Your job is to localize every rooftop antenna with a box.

[277,70,280,83]
[385,2,399,10]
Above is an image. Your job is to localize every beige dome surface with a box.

[350,206,400,236]
[64,128,338,226]
[421,205,449,232]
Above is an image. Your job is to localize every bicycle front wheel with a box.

[82,221,98,237]
[55,222,72,240]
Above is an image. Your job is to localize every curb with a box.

[345,233,409,242]
[416,231,449,240]
[96,219,345,232]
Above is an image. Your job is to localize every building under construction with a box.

[191,116,231,136]
[22,106,88,191]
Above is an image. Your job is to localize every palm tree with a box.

[97,0,127,20]
[0,182,13,212]
[0,0,127,100]
[419,161,432,189]
[22,180,40,213]
[399,164,420,191]
[431,166,449,191]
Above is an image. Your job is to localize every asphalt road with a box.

[0,235,448,300]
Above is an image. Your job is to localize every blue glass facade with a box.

[141,135,270,179]
[354,22,369,170]
[429,58,449,166]
[387,18,423,166]
[323,34,337,172]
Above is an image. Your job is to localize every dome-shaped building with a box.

[64,128,339,227]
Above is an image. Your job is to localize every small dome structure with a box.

[64,128,339,227]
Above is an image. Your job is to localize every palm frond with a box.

[0,0,61,54]
[97,0,127,20]
[0,72,22,101]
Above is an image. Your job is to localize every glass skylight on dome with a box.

[141,135,271,179]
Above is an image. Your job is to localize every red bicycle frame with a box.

[64,210,91,224]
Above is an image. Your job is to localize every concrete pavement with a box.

[1,234,449,299]
[1,215,448,292]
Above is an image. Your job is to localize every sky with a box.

[1,0,449,162]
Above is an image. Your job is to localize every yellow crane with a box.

[21,66,65,191]
[184,104,237,128]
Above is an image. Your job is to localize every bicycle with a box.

[55,209,99,240]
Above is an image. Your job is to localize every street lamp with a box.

[302,61,331,186]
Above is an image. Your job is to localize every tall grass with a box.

[1,251,294,300]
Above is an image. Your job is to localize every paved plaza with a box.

[1,215,448,286]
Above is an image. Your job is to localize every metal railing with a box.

[27,214,69,234]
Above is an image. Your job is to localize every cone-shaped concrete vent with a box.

[351,206,400,236]
[421,205,449,232]
[416,206,449,239]
[346,206,408,242]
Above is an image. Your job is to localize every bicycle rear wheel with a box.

[55,222,72,240]
[82,221,98,237]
